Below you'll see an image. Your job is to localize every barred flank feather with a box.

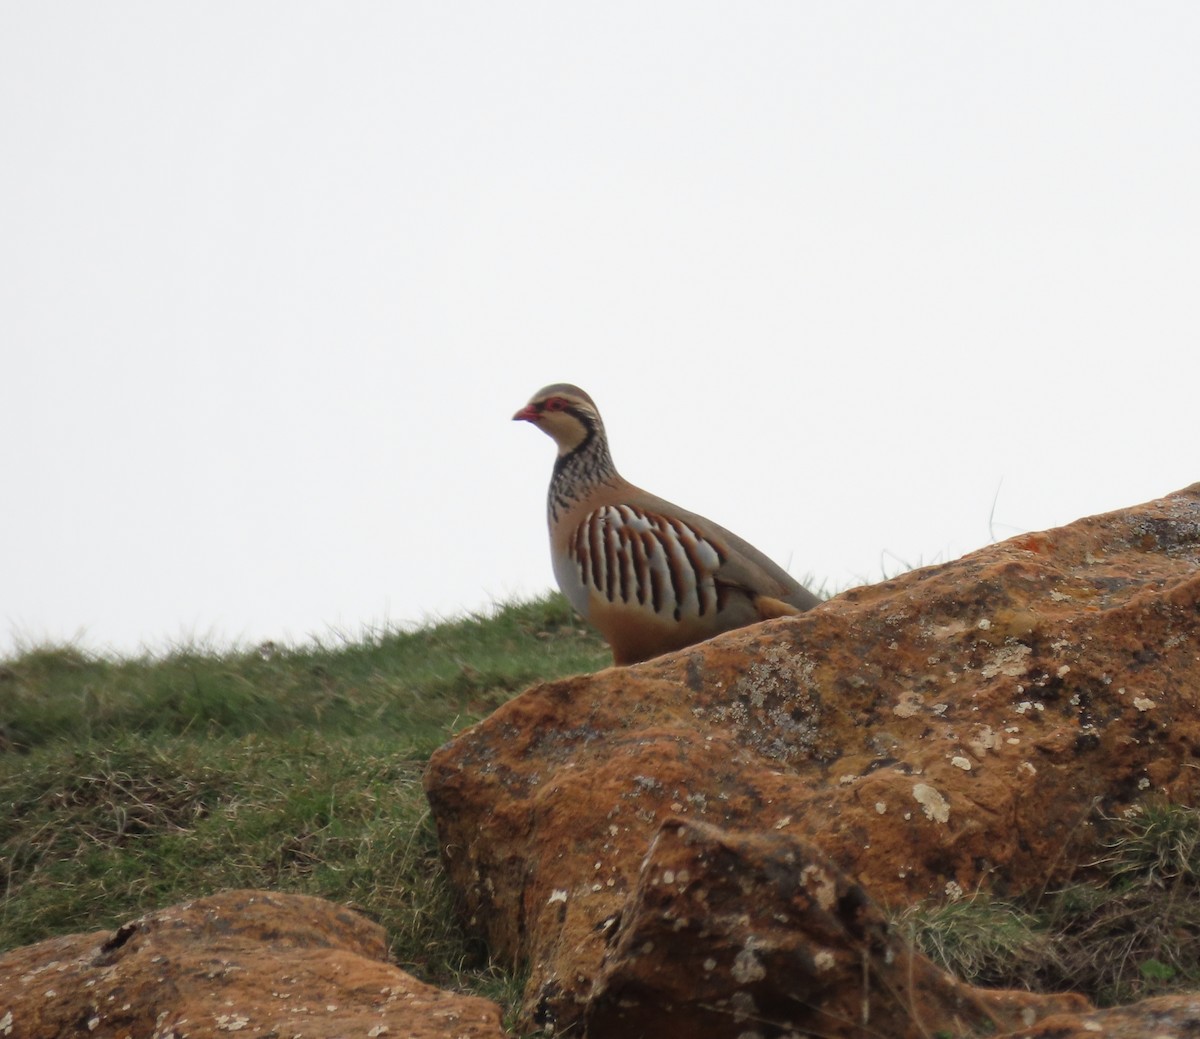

[570,505,725,622]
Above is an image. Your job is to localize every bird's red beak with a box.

[512,404,541,422]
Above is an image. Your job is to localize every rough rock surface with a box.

[584,817,1086,1039]
[425,484,1200,1033]
[1003,994,1200,1037]
[0,890,504,1039]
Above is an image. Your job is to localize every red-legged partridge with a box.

[514,383,820,665]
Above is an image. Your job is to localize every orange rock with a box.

[425,484,1200,1033]
[1002,995,1200,1038]
[0,890,504,1039]
[585,817,1086,1039]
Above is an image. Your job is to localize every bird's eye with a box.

[545,398,567,412]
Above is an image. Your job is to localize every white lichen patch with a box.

[729,989,758,1023]
[547,889,568,904]
[732,942,767,983]
[950,756,972,771]
[893,691,923,718]
[981,643,1032,679]
[1133,696,1156,712]
[812,949,837,972]
[945,881,964,900]
[719,649,823,764]
[799,864,838,911]
[874,802,887,815]
[912,783,950,824]
[967,725,997,756]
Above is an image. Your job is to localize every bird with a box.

[513,383,820,665]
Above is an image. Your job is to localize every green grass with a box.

[893,896,1062,993]
[1,594,606,754]
[0,593,607,1014]
[896,799,1200,1007]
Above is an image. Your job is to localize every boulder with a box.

[0,890,505,1039]
[424,484,1200,1033]
[584,817,1086,1039]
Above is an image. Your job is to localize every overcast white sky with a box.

[2,4,1197,658]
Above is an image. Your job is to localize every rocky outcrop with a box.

[0,890,504,1039]
[425,484,1200,1034]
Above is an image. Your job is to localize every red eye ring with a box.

[544,397,568,412]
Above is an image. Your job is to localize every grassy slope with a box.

[4,593,1200,1020]
[0,593,607,1012]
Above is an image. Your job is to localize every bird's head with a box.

[513,384,604,456]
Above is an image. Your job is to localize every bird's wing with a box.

[566,490,817,620]
[633,490,817,608]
